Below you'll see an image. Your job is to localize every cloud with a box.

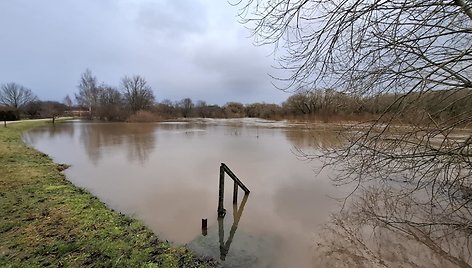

[192,42,272,93]
[0,0,289,105]
[135,0,207,38]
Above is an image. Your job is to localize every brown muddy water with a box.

[23,118,351,268]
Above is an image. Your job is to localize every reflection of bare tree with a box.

[157,121,208,132]
[80,123,105,164]
[237,1,472,266]
[282,116,471,266]
[79,123,156,164]
[284,128,342,149]
[224,126,242,137]
[273,179,336,230]
[22,123,75,146]
[124,123,156,163]
[48,123,75,138]
[315,186,472,268]
[300,122,472,266]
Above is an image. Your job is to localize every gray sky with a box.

[0,0,289,105]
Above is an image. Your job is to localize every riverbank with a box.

[0,120,215,267]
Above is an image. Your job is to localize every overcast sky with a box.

[0,0,290,105]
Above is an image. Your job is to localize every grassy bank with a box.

[0,121,215,267]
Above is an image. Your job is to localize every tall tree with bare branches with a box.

[239,0,472,265]
[75,69,100,119]
[0,82,37,118]
[121,75,155,113]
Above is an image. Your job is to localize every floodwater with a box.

[23,118,350,268]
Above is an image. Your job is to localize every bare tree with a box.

[155,99,176,118]
[75,69,100,119]
[40,101,67,124]
[239,0,472,265]
[63,95,73,111]
[0,82,37,118]
[224,102,245,118]
[178,98,194,118]
[121,75,155,113]
[97,85,123,121]
[282,92,313,115]
[239,1,471,93]
[24,100,42,119]
[246,102,282,119]
[195,100,210,118]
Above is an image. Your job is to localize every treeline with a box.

[279,88,472,123]
[70,70,286,121]
[90,87,472,123]
[0,82,69,122]
[1,69,471,123]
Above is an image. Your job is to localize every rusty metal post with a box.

[217,164,226,217]
[221,163,250,194]
[201,218,208,236]
[233,181,238,204]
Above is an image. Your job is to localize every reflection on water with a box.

[79,123,157,164]
[284,128,342,149]
[23,119,472,267]
[23,122,75,144]
[189,193,276,268]
[313,185,472,268]
[23,119,345,268]
[218,194,249,261]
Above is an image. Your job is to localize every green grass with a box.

[0,120,216,268]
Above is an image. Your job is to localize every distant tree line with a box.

[0,82,68,122]
[280,89,472,123]
[154,89,472,124]
[1,69,471,124]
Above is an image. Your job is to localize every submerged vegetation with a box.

[0,121,215,267]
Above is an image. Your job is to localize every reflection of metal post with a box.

[218,216,227,260]
[232,203,237,220]
[218,194,249,261]
[218,164,226,217]
[233,181,238,204]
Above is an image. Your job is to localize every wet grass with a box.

[0,121,216,268]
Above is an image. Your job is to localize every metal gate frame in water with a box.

[217,163,250,218]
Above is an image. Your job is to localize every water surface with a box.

[23,119,347,268]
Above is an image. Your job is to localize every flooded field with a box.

[23,119,351,267]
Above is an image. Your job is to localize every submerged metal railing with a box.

[199,163,251,260]
[217,163,250,217]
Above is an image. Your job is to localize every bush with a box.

[0,110,18,121]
